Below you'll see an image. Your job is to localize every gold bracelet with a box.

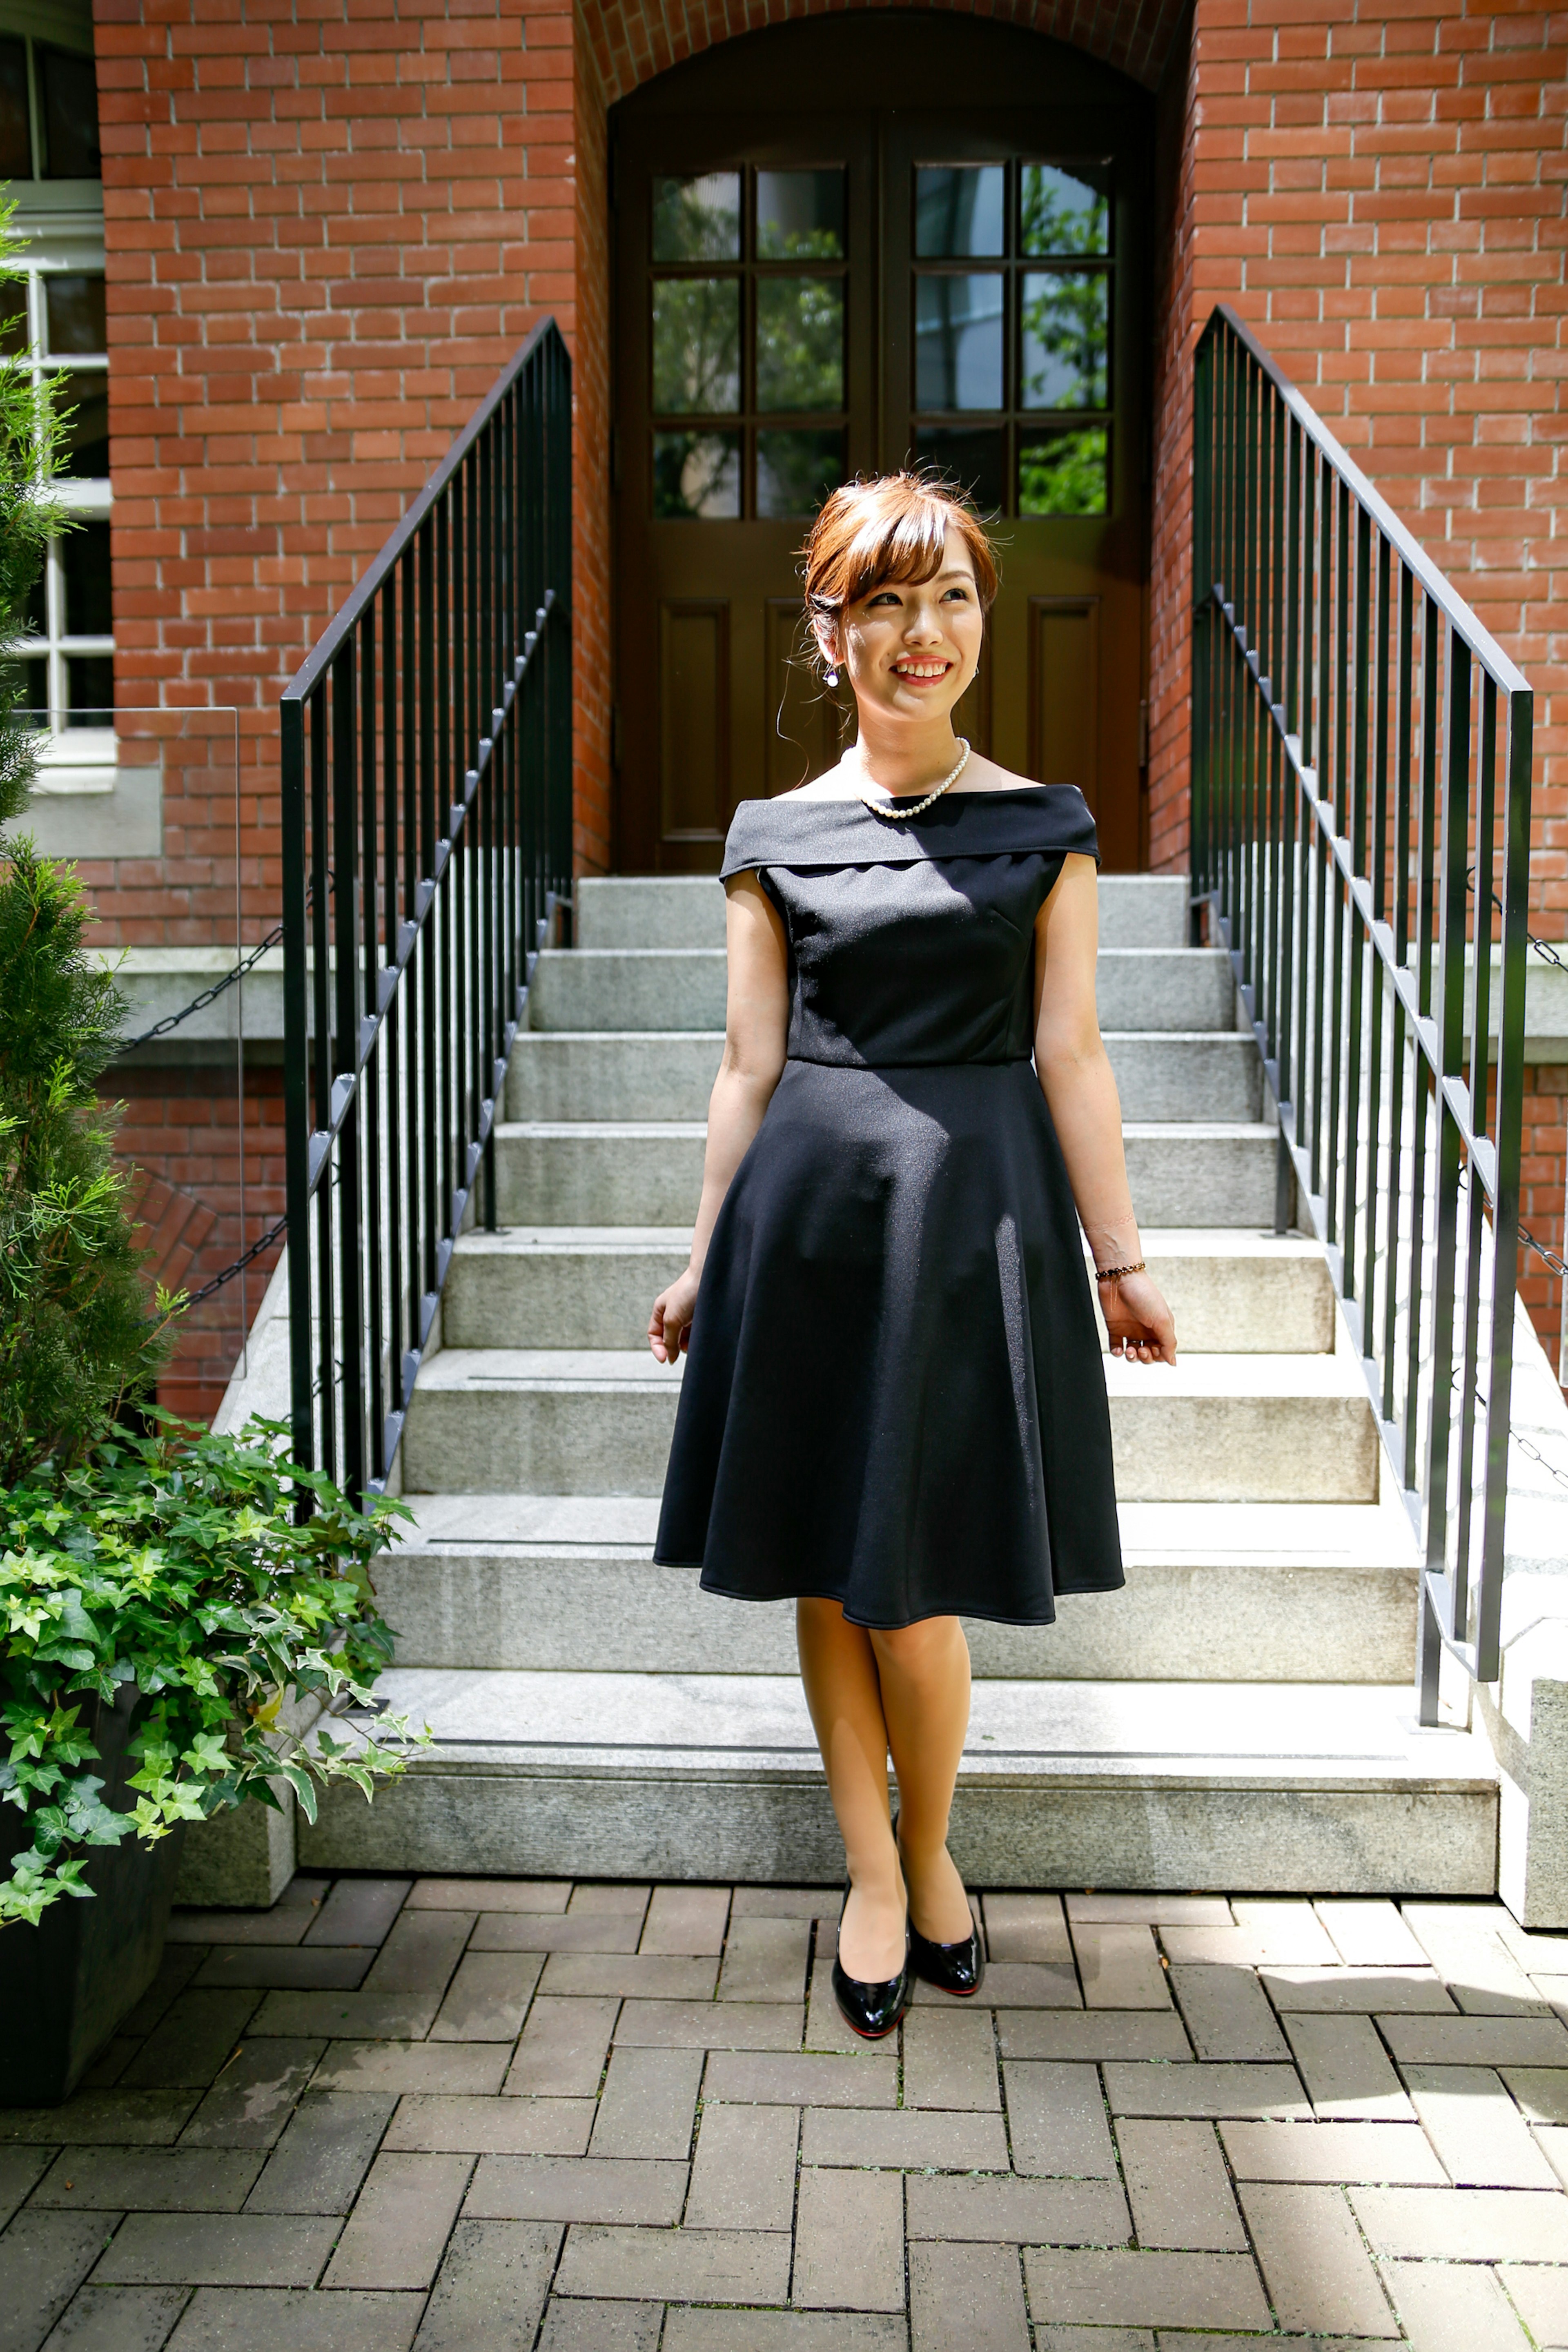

[1095,1260,1146,1282]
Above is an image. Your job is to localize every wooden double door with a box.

[610,15,1153,873]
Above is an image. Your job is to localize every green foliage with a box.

[0,841,177,1483]
[1018,426,1110,519]
[0,196,70,828]
[0,1417,426,1926]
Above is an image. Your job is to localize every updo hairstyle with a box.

[800,471,1000,683]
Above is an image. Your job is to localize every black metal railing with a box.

[281,321,572,1502]
[1192,304,1534,1723]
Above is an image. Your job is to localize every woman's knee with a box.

[870,1615,963,1676]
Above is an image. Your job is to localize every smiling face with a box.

[824,535,984,731]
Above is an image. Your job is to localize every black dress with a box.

[653,784,1125,1629]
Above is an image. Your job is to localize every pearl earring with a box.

[826,668,839,688]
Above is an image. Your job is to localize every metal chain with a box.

[122,920,285,1050]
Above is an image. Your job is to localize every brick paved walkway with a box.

[4,1880,1568,2348]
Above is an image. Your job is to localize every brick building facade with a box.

[6,0,1563,1411]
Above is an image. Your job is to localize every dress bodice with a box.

[719,784,1098,1068]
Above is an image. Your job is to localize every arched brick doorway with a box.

[599,12,1157,872]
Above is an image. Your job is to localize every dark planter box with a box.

[0,1683,186,2106]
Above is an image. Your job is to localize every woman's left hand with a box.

[1099,1269,1176,1366]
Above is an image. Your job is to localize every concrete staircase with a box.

[303,874,1499,1895]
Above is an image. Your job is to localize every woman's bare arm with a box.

[649,872,790,1363]
[1033,855,1176,1364]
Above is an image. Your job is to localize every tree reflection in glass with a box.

[757,170,844,260]
[757,429,844,518]
[1018,425,1108,515]
[756,278,843,412]
[653,279,741,414]
[654,431,742,519]
[1020,165,1110,257]
[652,173,742,261]
[1020,270,1108,411]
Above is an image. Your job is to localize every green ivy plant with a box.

[0,1416,427,1927]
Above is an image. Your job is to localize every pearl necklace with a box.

[856,738,971,822]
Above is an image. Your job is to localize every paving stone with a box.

[1068,1924,1169,2010]
[664,2316,904,2352]
[167,1907,313,1948]
[1314,1900,1430,1968]
[1020,2247,1271,2330]
[1499,2067,1568,2124]
[1283,2015,1415,2121]
[996,2012,1190,2063]
[805,1955,865,2055]
[321,2151,471,2290]
[917,1962,1078,2009]
[1380,2016,1568,2067]
[244,2095,396,2215]
[407,1878,569,1913]
[567,1885,651,1918]
[641,1888,731,1956]
[1403,2064,1562,2187]
[1003,2061,1117,2178]
[983,1894,1071,1962]
[911,2241,1028,2350]
[1102,2062,1308,2120]
[1236,2181,1399,2336]
[1160,1909,1335,1969]
[553,2222,791,2302]
[178,2041,325,2151]
[1539,2125,1568,2189]
[414,2217,559,2348]
[1535,1976,1568,2018]
[122,1994,259,2091]
[122,1951,206,2039]
[615,2000,802,2051]
[1497,1917,1568,1972]
[465,2156,687,2225]
[729,1887,840,1918]
[164,2285,424,2350]
[686,2100,797,2230]
[37,2282,192,2351]
[1350,2184,1568,2261]
[0,2210,121,2352]
[470,1913,645,1954]
[429,1951,543,2042]
[1168,1966,1290,2060]
[504,1996,619,2096]
[1066,1897,1232,1928]
[1218,2118,1446,2183]
[1261,1967,1455,2013]
[702,2051,896,2108]
[0,2094,197,2147]
[1377,2257,1534,2352]
[906,2173,1129,2246]
[715,1916,810,2004]
[1115,2120,1246,2249]
[539,1953,717,2001]
[1033,2330,1153,2352]
[76,2040,139,2093]
[361,1913,474,1999]
[1502,2265,1568,2348]
[538,2300,663,2350]
[0,2147,53,2227]
[249,1995,441,2042]
[384,2096,595,2156]
[92,2214,338,2288]
[798,2103,1007,2169]
[589,2045,702,2160]
[310,2045,507,2097]
[1402,1905,1550,2015]
[31,2149,263,2212]
[303,1880,411,1949]
[192,1949,372,1992]
[902,2007,999,2111]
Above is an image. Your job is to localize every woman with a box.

[648,472,1176,2038]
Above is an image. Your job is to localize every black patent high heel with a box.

[831,1878,911,2040]
[894,1814,985,1998]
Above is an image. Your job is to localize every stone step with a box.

[528,947,1237,1035]
[399,1347,1379,1502]
[575,871,1192,953]
[504,1029,1263,1124]
[442,1228,1336,1355]
[376,1495,1420,1684]
[490,1118,1280,1228]
[302,1670,1494,1895]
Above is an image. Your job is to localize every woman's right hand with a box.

[649,1266,702,1364]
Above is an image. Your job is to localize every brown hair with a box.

[800,472,1000,674]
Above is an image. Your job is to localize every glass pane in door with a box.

[652,280,741,412]
[1020,163,1110,256]
[915,166,1005,256]
[653,173,742,260]
[915,275,1003,410]
[756,277,844,411]
[1020,270,1109,409]
[757,169,845,258]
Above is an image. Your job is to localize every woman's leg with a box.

[870,1616,975,1943]
[796,1598,906,1980]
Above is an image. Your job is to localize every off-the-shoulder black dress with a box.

[653,784,1124,1629]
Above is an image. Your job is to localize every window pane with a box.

[40,46,101,180]
[20,552,46,639]
[757,169,844,260]
[1021,163,1110,257]
[63,519,112,637]
[1020,271,1109,410]
[914,425,1004,514]
[52,370,109,477]
[0,280,28,359]
[17,659,47,726]
[653,174,740,262]
[66,653,114,726]
[915,274,1003,412]
[1019,425,1109,515]
[756,277,843,413]
[652,280,740,414]
[45,274,107,358]
[0,40,31,180]
[653,431,741,519]
[757,429,844,519]
[915,166,1005,258]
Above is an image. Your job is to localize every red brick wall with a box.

[1149,2,1198,875]
[1520,1062,1566,1381]
[573,2,612,875]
